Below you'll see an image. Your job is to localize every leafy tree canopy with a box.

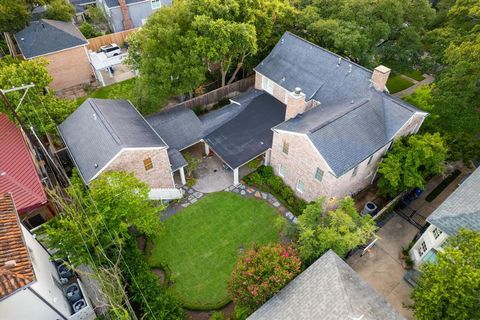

[45,171,163,266]
[378,133,448,197]
[0,0,52,32]
[228,243,301,311]
[297,0,435,67]
[412,229,480,320]
[297,197,377,265]
[0,57,76,135]
[45,0,75,22]
[126,0,297,113]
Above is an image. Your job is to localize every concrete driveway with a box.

[348,214,419,319]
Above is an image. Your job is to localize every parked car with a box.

[100,43,121,57]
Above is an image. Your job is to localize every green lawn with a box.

[76,78,137,105]
[386,75,414,94]
[148,192,281,310]
[403,69,425,81]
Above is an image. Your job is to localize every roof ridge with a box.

[0,173,45,205]
[308,98,370,134]
[284,31,373,75]
[41,18,85,42]
[88,99,123,146]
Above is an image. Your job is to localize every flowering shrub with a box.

[228,243,302,311]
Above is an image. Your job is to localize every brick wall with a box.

[107,148,175,189]
[41,46,93,91]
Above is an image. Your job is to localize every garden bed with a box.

[425,169,462,202]
[148,192,281,310]
[242,166,307,216]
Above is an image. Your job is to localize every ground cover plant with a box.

[386,75,414,93]
[148,192,281,310]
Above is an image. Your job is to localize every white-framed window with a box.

[432,227,442,239]
[367,155,374,165]
[278,164,286,177]
[296,179,304,193]
[351,166,358,177]
[151,0,161,9]
[417,240,428,256]
[282,140,289,155]
[315,168,324,182]
[262,76,274,94]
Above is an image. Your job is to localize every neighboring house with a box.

[14,19,94,91]
[248,250,405,320]
[257,32,427,202]
[410,167,480,266]
[97,0,172,32]
[0,114,54,229]
[59,32,426,201]
[58,98,185,199]
[0,193,96,320]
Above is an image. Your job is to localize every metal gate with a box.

[394,206,427,231]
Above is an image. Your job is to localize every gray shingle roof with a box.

[147,106,204,151]
[248,250,405,320]
[427,167,480,235]
[204,91,286,169]
[104,0,148,8]
[168,149,187,171]
[14,19,87,59]
[266,32,423,176]
[58,98,166,183]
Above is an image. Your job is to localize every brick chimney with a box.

[119,0,133,30]
[371,65,391,92]
[285,87,307,121]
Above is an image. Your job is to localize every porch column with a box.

[264,149,271,166]
[204,142,210,156]
[233,167,239,186]
[179,166,186,185]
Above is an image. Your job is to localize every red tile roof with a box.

[0,193,36,300]
[0,114,47,213]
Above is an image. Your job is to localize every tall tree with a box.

[297,197,377,265]
[377,133,448,197]
[0,57,77,135]
[0,0,52,32]
[45,0,75,22]
[412,229,480,320]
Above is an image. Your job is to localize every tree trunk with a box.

[227,54,246,85]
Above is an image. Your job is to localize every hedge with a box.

[425,169,461,202]
[243,166,307,216]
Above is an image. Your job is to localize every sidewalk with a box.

[393,74,434,98]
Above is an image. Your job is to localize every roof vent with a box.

[337,57,341,66]
[281,38,284,44]
[93,113,97,120]
[348,64,352,73]
[351,100,354,104]
[294,87,302,94]
[282,76,286,82]
[4,260,16,269]
[94,163,99,168]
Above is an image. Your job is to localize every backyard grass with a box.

[386,75,414,94]
[76,78,137,105]
[148,192,281,310]
[403,69,425,81]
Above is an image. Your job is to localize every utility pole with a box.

[0,84,69,187]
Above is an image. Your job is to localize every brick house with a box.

[59,32,426,201]
[58,98,186,199]
[255,32,427,202]
[14,19,94,91]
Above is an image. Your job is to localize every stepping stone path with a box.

[163,184,299,224]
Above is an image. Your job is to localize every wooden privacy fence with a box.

[87,28,138,52]
[173,75,255,110]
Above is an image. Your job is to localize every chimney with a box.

[285,87,307,121]
[371,65,391,92]
[119,0,133,30]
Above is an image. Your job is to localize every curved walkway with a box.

[162,184,298,224]
[393,74,434,98]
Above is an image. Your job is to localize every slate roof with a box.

[204,91,286,169]
[265,32,424,176]
[0,194,36,301]
[427,167,480,235]
[0,114,47,214]
[248,250,405,320]
[168,149,187,171]
[104,0,148,8]
[15,19,87,59]
[58,99,166,183]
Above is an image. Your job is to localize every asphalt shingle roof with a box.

[204,91,286,169]
[0,194,35,301]
[168,149,187,171]
[427,167,480,235]
[104,0,147,8]
[15,19,87,59]
[58,99,166,183]
[248,250,405,320]
[267,32,423,176]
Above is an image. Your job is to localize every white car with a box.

[100,43,121,57]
